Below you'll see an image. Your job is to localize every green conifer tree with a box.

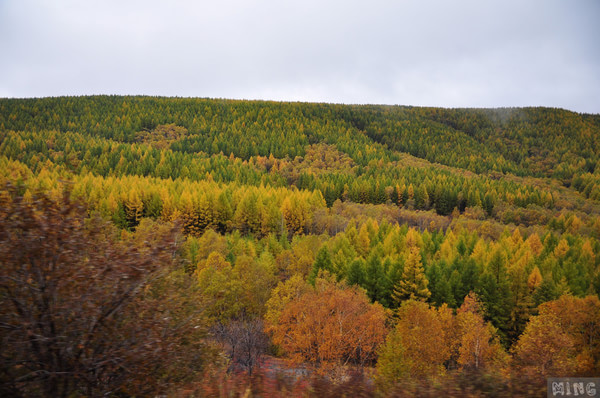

[308,246,333,285]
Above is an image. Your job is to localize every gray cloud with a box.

[1,0,598,113]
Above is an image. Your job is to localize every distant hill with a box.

[1,96,598,176]
[1,96,599,211]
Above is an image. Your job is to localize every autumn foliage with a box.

[268,274,388,377]
[512,295,600,379]
[1,96,600,395]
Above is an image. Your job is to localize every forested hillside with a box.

[1,96,599,396]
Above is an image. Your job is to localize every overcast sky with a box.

[1,0,598,113]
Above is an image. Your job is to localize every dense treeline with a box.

[1,96,599,396]
[0,126,577,224]
[1,96,598,177]
[362,106,600,177]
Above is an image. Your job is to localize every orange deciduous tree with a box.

[511,295,600,380]
[455,311,506,371]
[540,295,600,375]
[454,292,507,372]
[269,274,388,376]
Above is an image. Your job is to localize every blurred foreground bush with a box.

[0,186,210,397]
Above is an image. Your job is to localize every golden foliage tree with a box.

[376,300,450,384]
[527,266,543,291]
[511,310,577,379]
[392,246,431,304]
[281,195,309,235]
[264,274,311,328]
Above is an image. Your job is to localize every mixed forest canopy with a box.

[1,95,600,396]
